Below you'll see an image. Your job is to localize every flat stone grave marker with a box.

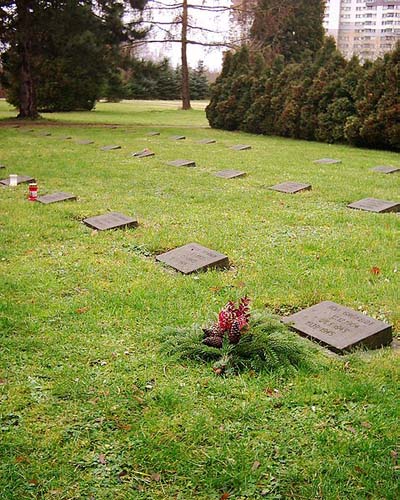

[38,131,51,137]
[167,159,196,168]
[282,301,392,354]
[76,139,94,145]
[100,145,121,151]
[170,135,186,141]
[198,139,216,144]
[0,175,35,186]
[0,165,5,169]
[132,149,155,158]
[37,192,77,204]
[269,181,311,194]
[214,169,246,179]
[371,166,400,174]
[156,242,229,274]
[59,135,72,140]
[83,212,138,231]
[313,158,341,165]
[347,197,400,213]
[147,131,160,136]
[230,144,251,151]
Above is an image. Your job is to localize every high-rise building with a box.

[324,0,400,61]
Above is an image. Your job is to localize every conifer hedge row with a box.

[206,40,400,151]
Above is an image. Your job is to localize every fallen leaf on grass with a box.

[76,307,89,314]
[117,423,132,431]
[150,473,161,482]
[220,493,230,500]
[0,379,7,384]
[98,454,107,465]
[370,266,381,275]
[252,460,261,471]
[210,286,222,293]
[390,450,398,463]
[361,421,371,429]
[347,426,357,434]
[28,479,38,486]
[265,388,282,398]
[354,466,365,474]
[15,455,30,464]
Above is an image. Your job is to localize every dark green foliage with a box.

[189,61,209,100]
[206,46,264,130]
[124,58,179,100]
[207,39,400,151]
[124,58,209,101]
[344,43,400,150]
[162,311,318,375]
[250,0,325,63]
[0,1,147,112]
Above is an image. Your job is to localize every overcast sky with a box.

[142,0,232,70]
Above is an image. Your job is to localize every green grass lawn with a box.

[0,99,399,499]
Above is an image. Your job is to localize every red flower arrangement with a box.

[203,297,251,348]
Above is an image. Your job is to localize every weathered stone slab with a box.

[230,144,251,151]
[282,301,392,354]
[156,242,229,274]
[0,165,5,169]
[37,192,77,204]
[198,139,216,144]
[269,181,311,194]
[38,131,51,137]
[100,145,121,151]
[83,212,138,231]
[214,169,246,179]
[76,140,94,145]
[0,175,35,186]
[347,197,400,213]
[132,149,155,158]
[170,135,186,140]
[59,136,72,140]
[371,166,400,174]
[147,131,160,136]
[167,159,196,167]
[313,158,341,164]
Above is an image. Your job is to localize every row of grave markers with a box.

[1,128,397,354]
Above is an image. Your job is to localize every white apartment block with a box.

[324,0,400,61]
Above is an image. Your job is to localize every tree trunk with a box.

[181,0,191,110]
[16,0,39,119]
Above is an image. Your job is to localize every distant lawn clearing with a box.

[0,100,399,499]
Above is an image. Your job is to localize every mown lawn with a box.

[0,99,399,499]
